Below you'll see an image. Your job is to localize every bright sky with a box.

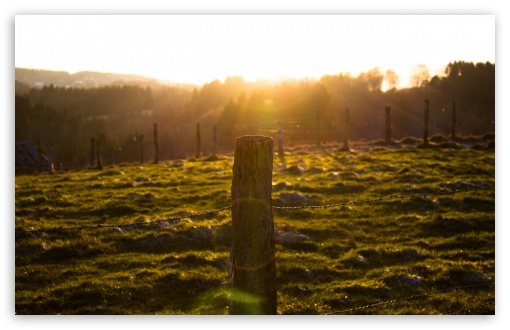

[15,15,494,88]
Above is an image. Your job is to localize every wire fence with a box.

[14,205,232,236]
[448,299,496,315]
[325,282,495,315]
[14,186,493,236]
[15,179,495,315]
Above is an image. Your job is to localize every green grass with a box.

[15,136,495,315]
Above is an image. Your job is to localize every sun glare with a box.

[14,15,494,88]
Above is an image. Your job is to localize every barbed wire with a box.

[326,282,495,315]
[15,187,493,236]
[15,184,495,315]
[448,299,495,315]
[15,206,232,236]
[273,187,494,210]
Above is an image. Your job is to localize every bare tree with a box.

[410,64,431,88]
[384,69,400,90]
[360,67,384,92]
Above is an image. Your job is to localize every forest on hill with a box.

[15,61,495,169]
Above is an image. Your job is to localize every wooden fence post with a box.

[90,138,96,167]
[139,134,144,164]
[196,123,201,158]
[451,101,457,140]
[96,138,103,170]
[277,121,284,157]
[153,123,159,164]
[385,106,392,144]
[230,136,277,315]
[341,107,350,151]
[423,99,430,146]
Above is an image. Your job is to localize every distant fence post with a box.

[341,107,350,151]
[153,123,159,164]
[96,138,103,170]
[277,121,284,157]
[451,101,457,140]
[90,138,96,167]
[230,136,277,315]
[385,106,392,144]
[139,134,144,164]
[423,99,430,146]
[196,123,201,158]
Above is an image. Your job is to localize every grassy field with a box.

[15,135,495,315]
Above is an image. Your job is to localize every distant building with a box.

[15,141,52,175]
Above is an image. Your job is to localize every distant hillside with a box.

[15,68,197,90]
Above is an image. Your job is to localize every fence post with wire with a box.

[341,107,350,151]
[451,101,457,140]
[229,135,277,315]
[277,121,284,156]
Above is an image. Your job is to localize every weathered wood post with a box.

[230,136,277,315]
[196,123,201,158]
[423,99,430,146]
[96,138,103,170]
[341,107,350,151]
[153,123,159,164]
[316,109,321,147]
[139,134,144,164]
[90,138,96,167]
[451,101,457,140]
[385,106,392,144]
[277,121,284,157]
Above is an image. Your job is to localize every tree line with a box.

[15,61,495,169]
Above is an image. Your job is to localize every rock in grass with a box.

[308,167,325,174]
[401,275,425,286]
[111,227,126,234]
[277,192,313,205]
[272,181,293,191]
[275,231,310,242]
[285,165,306,174]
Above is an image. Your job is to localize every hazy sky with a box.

[15,15,494,88]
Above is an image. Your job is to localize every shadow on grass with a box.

[16,274,226,314]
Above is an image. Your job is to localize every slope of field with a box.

[15,136,495,315]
